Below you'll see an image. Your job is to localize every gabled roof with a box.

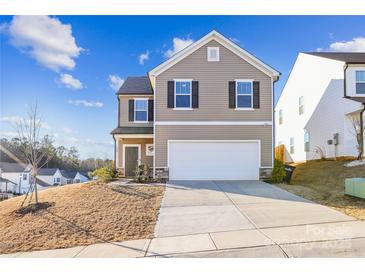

[0,162,26,173]
[117,76,153,95]
[306,52,365,64]
[37,168,58,176]
[149,30,280,78]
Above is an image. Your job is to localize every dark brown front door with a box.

[125,146,139,177]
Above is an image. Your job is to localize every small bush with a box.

[134,164,152,183]
[271,159,286,183]
[92,166,115,183]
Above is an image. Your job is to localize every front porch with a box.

[113,128,154,177]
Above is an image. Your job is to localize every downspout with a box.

[343,64,349,98]
[272,76,280,165]
[359,103,365,160]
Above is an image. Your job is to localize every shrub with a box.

[134,164,151,183]
[271,159,286,184]
[92,166,115,182]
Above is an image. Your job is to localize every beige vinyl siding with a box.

[155,125,272,167]
[119,95,153,127]
[117,138,153,168]
[155,40,273,122]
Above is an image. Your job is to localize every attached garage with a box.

[168,140,260,180]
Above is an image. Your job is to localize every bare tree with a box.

[348,114,365,160]
[15,104,55,205]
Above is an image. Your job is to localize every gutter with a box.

[343,63,349,98]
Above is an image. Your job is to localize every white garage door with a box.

[168,141,260,180]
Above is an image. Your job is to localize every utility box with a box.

[345,178,365,199]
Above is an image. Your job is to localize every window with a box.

[304,131,310,152]
[236,81,253,108]
[279,109,283,125]
[299,96,304,115]
[56,177,61,183]
[175,80,192,108]
[74,179,80,183]
[207,47,219,61]
[134,99,148,122]
[356,71,365,94]
[22,173,27,180]
[290,137,295,154]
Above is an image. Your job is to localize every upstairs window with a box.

[356,71,365,94]
[22,173,27,180]
[207,47,219,61]
[175,80,192,108]
[290,137,295,154]
[236,81,253,108]
[299,96,304,115]
[279,109,283,125]
[134,99,148,122]
[304,131,310,152]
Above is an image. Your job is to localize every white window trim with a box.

[174,79,192,109]
[134,98,148,123]
[207,47,220,62]
[235,79,254,110]
[122,144,141,171]
[355,70,365,95]
[304,131,310,152]
[146,144,154,156]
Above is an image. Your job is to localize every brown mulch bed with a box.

[0,181,165,254]
[276,159,365,220]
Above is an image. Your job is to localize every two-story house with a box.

[112,30,280,180]
[275,52,365,163]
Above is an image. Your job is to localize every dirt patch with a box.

[0,181,165,254]
[276,159,365,220]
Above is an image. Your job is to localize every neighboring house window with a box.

[134,99,148,122]
[175,80,192,108]
[75,179,80,183]
[207,47,219,61]
[356,71,365,94]
[236,81,253,108]
[290,137,295,154]
[56,177,61,183]
[304,131,310,152]
[299,96,304,115]
[22,173,27,180]
[279,109,283,125]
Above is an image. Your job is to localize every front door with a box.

[125,146,139,177]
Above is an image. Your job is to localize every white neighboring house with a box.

[275,52,365,163]
[0,162,89,194]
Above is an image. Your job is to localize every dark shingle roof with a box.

[37,168,58,176]
[306,52,365,63]
[117,76,153,95]
[111,127,153,135]
[0,162,27,173]
[60,170,77,179]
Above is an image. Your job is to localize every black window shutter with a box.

[253,81,260,109]
[229,81,236,108]
[192,81,199,108]
[167,81,174,108]
[128,99,134,121]
[148,99,154,121]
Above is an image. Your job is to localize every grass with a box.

[0,181,165,254]
[276,159,365,220]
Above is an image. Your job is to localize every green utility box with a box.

[345,178,365,199]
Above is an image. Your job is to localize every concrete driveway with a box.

[151,180,365,257]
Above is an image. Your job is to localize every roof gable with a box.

[149,30,280,78]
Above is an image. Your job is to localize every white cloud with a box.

[61,127,73,134]
[108,74,124,91]
[329,37,365,52]
[0,131,18,138]
[58,73,83,90]
[164,37,194,58]
[7,16,82,71]
[68,100,104,108]
[0,116,50,129]
[138,50,150,65]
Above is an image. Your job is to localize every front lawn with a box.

[276,159,365,220]
[0,181,165,254]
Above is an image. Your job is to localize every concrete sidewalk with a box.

[1,220,365,258]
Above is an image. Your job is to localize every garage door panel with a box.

[168,141,260,180]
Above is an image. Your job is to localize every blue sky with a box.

[1,16,365,159]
